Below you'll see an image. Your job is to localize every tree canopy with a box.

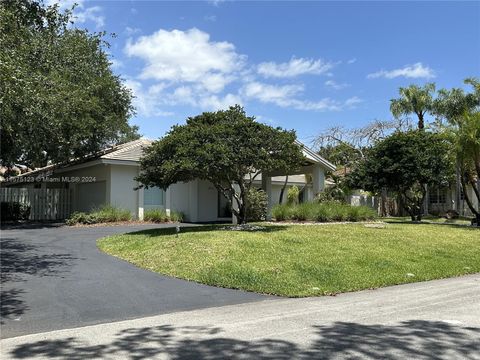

[137,106,305,224]
[349,130,454,221]
[390,83,436,130]
[0,0,139,169]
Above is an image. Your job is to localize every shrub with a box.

[287,185,300,205]
[66,205,131,225]
[144,209,169,222]
[65,212,98,225]
[271,202,377,223]
[169,211,183,222]
[315,187,346,203]
[94,205,132,222]
[246,188,268,221]
[0,201,31,222]
[290,203,315,221]
[271,204,290,221]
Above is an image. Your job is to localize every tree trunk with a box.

[417,112,425,130]
[460,175,479,217]
[279,175,288,204]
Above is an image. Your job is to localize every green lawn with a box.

[97,223,479,297]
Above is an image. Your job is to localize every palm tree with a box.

[390,83,436,130]
[455,111,480,225]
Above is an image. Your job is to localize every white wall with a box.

[109,165,139,218]
[197,180,219,222]
[169,181,193,221]
[169,179,220,222]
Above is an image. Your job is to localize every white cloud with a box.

[208,0,226,6]
[344,96,363,107]
[367,63,435,79]
[241,82,304,106]
[74,5,105,28]
[347,58,357,64]
[45,0,105,28]
[124,27,141,36]
[124,28,361,116]
[204,15,217,22]
[125,28,246,93]
[241,81,358,112]
[109,58,123,69]
[325,80,349,90]
[198,93,243,110]
[257,57,334,78]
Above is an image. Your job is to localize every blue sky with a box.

[51,0,479,143]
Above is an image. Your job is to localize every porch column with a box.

[262,174,273,220]
[311,164,325,198]
[138,186,144,220]
[165,186,171,216]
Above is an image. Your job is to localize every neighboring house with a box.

[329,166,479,217]
[2,139,335,222]
[427,185,478,217]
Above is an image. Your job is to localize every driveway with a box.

[0,224,266,339]
[1,274,479,359]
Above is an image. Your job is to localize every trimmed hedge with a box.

[271,202,377,222]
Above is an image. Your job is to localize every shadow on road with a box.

[1,237,77,323]
[7,320,480,359]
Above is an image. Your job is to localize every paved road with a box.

[1,274,479,359]
[0,224,265,339]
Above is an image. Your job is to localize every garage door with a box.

[76,181,106,212]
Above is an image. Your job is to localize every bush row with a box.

[66,205,132,225]
[66,205,183,225]
[271,202,377,222]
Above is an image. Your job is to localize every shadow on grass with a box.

[383,219,478,230]
[126,224,290,237]
[8,320,480,359]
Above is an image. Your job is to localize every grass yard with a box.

[97,223,479,297]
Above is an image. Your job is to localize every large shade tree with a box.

[137,106,305,224]
[390,83,436,130]
[350,130,454,221]
[0,0,139,169]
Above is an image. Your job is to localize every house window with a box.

[144,187,165,207]
[429,187,447,205]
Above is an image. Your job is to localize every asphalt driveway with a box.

[0,224,266,339]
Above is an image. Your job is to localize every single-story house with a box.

[2,139,336,222]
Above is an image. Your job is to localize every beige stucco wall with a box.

[169,182,193,221]
[169,179,223,222]
[109,164,140,218]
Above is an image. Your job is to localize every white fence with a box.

[1,187,72,220]
[346,194,378,212]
